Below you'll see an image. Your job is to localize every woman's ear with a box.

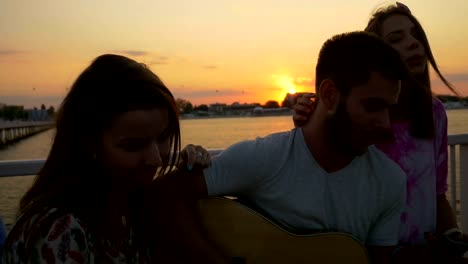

[318,79,340,114]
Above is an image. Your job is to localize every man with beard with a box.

[151,32,408,264]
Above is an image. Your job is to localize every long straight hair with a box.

[6,54,181,251]
[365,4,459,138]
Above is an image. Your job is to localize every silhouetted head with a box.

[365,2,458,138]
[314,31,407,155]
[20,54,181,217]
[366,3,429,76]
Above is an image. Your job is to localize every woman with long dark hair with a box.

[2,54,210,263]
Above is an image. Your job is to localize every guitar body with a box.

[197,197,370,264]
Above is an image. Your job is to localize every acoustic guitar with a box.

[197,197,370,264]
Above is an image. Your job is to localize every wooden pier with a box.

[0,121,54,146]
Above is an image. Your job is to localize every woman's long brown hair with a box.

[6,54,181,251]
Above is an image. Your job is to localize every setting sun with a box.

[275,75,296,93]
[271,75,297,103]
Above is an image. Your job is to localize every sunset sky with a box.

[1,0,468,108]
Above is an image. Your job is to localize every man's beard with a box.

[324,102,367,157]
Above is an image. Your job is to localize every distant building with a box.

[252,107,292,116]
[209,103,227,114]
[253,106,264,114]
[26,108,49,121]
[228,103,261,116]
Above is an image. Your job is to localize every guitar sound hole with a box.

[231,256,246,264]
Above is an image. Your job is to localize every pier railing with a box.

[448,134,468,230]
[0,121,53,145]
[0,135,467,231]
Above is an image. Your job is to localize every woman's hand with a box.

[292,93,316,127]
[425,232,468,263]
[178,144,212,171]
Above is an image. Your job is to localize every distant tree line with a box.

[0,105,28,120]
[0,103,55,121]
[436,94,468,103]
[175,98,292,115]
[175,93,468,115]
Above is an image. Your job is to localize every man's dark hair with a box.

[315,31,408,96]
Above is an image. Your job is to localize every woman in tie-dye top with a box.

[293,2,464,263]
[365,2,462,249]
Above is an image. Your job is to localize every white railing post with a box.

[460,144,468,233]
[450,145,458,212]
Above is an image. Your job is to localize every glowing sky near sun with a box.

[1,0,467,108]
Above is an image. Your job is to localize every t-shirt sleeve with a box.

[367,170,406,246]
[204,138,267,197]
[31,215,89,263]
[433,98,449,194]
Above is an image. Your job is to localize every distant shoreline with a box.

[180,112,293,120]
[180,107,468,120]
[446,106,468,110]
[180,114,292,120]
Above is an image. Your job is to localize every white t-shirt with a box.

[204,128,406,246]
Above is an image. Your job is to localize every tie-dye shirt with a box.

[2,208,153,263]
[376,97,448,245]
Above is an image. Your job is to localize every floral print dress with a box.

[2,208,152,263]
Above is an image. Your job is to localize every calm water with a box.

[1,110,468,228]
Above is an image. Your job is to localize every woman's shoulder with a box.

[432,96,447,115]
[431,96,448,126]
[3,208,88,263]
[43,212,87,242]
[11,208,86,241]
